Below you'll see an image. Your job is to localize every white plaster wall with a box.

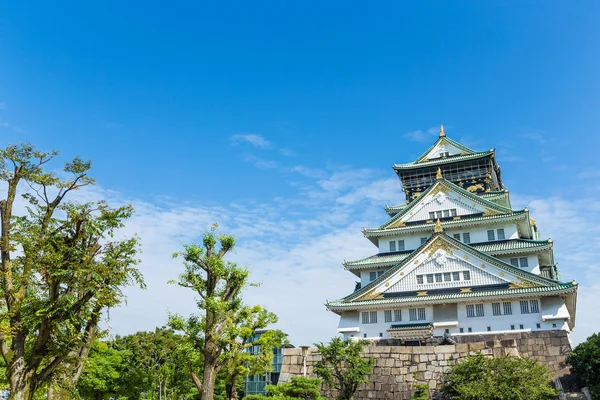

[496,254,540,274]
[541,296,570,320]
[377,223,520,253]
[424,142,464,160]
[402,192,484,223]
[386,258,505,293]
[339,298,569,340]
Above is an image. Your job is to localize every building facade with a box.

[244,330,287,396]
[327,127,577,343]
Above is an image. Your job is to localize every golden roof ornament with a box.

[436,167,443,180]
[434,218,443,233]
[439,124,446,137]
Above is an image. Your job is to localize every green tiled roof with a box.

[343,233,560,303]
[365,211,527,237]
[327,283,576,309]
[345,239,552,270]
[393,151,493,170]
[411,135,478,164]
[480,190,508,198]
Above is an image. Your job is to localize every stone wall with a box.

[279,331,572,400]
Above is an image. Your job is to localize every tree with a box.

[0,144,144,400]
[244,377,325,400]
[440,353,557,400]
[169,225,265,400]
[313,338,374,400]
[221,309,287,400]
[77,340,126,400]
[412,384,430,400]
[566,332,600,398]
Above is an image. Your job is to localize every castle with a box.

[326,127,577,343]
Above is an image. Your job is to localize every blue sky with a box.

[0,1,599,345]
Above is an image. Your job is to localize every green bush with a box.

[566,332,600,399]
[440,353,557,400]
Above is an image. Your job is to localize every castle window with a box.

[463,233,471,243]
[463,271,471,281]
[510,258,519,267]
[435,273,443,283]
[519,324,524,329]
[511,325,515,330]
[529,299,539,313]
[443,210,450,218]
[536,323,541,329]
[451,209,457,217]
[487,230,495,241]
[443,272,451,282]
[452,271,461,281]
[384,310,392,323]
[492,303,501,316]
[552,323,557,328]
[429,212,435,219]
[487,326,491,332]
[362,312,369,324]
[364,333,367,338]
[426,274,434,283]
[409,308,426,321]
[377,270,384,277]
[459,328,464,333]
[520,300,530,314]
[398,240,405,251]
[379,332,383,338]
[370,272,377,281]
[394,309,402,321]
[389,241,396,252]
[520,257,529,268]
[436,211,443,219]
[370,311,378,323]
[468,327,472,332]
[445,329,450,334]
[497,228,505,240]
[503,302,512,315]
[466,304,484,317]
[421,237,428,244]
[417,275,424,284]
[453,233,461,241]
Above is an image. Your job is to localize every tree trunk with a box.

[47,386,71,400]
[199,363,217,400]
[8,367,36,400]
[226,373,239,400]
[96,391,104,400]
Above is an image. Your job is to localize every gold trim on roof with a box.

[434,219,443,233]
[439,124,445,137]
[436,167,443,180]
[509,278,543,289]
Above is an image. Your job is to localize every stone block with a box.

[418,363,427,371]
[455,343,469,353]
[470,342,485,351]
[419,354,428,362]
[435,345,456,353]
[412,346,432,354]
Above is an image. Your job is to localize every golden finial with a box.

[436,167,443,180]
[434,218,443,233]
[439,124,446,137]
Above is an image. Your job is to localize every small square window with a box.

[379,332,383,338]
[497,228,505,240]
[487,327,491,332]
[463,271,471,281]
[452,271,461,281]
[389,241,396,252]
[435,273,443,282]
[519,324,524,330]
[552,323,557,328]
[510,325,515,330]
[453,233,461,241]
[429,212,435,219]
[519,257,529,268]
[468,327,472,333]
[459,328,464,333]
[364,333,367,338]
[536,323,541,329]
[443,210,450,218]
[443,272,451,282]
[451,209,457,217]
[463,233,471,244]
[426,274,434,283]
[445,329,450,334]
[487,230,495,241]
[417,275,424,284]
[510,258,519,267]
[436,211,443,219]
[398,240,405,251]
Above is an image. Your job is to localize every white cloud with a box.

[244,155,278,169]
[291,166,327,179]
[230,134,272,149]
[403,126,439,142]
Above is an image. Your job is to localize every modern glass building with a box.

[244,330,289,396]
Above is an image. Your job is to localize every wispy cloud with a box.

[291,165,327,179]
[230,134,272,149]
[0,122,9,128]
[522,130,548,144]
[403,126,439,142]
[279,148,296,157]
[244,155,278,169]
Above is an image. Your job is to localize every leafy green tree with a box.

[0,144,143,400]
[313,338,374,400]
[244,377,325,400]
[412,384,430,400]
[169,225,276,400]
[566,332,600,398]
[221,309,286,400]
[440,353,557,400]
[77,341,126,400]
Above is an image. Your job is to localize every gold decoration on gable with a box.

[467,184,485,193]
[429,184,450,197]
[509,278,543,289]
[411,191,422,200]
[388,220,406,228]
[460,288,472,293]
[360,291,384,301]
[417,291,428,297]
[426,238,457,257]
